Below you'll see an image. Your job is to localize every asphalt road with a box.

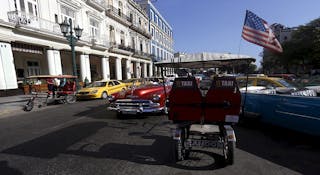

[0,100,319,175]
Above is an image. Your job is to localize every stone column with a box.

[125,59,131,79]
[47,50,62,75]
[143,62,147,78]
[80,54,91,82]
[102,57,110,80]
[149,62,153,77]
[154,66,158,77]
[115,57,122,80]
[0,42,17,90]
[135,62,141,78]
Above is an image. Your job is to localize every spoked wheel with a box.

[173,139,184,162]
[65,95,76,104]
[23,100,34,112]
[223,137,235,165]
[173,127,187,162]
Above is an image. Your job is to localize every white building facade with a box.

[0,0,154,91]
[135,0,174,76]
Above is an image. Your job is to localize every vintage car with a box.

[236,75,296,89]
[120,78,143,89]
[76,80,127,99]
[237,75,316,96]
[239,75,320,136]
[107,81,171,117]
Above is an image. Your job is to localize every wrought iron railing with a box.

[130,24,151,38]
[109,43,135,52]
[106,5,131,22]
[81,33,109,47]
[134,50,151,58]
[7,11,61,34]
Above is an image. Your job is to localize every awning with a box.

[154,52,255,69]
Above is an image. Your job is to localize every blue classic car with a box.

[242,92,320,136]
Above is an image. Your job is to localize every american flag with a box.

[242,10,283,53]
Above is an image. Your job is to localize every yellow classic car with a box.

[76,80,127,99]
[236,75,295,89]
[120,78,142,89]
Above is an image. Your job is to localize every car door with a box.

[275,95,320,135]
[107,81,115,94]
[113,80,124,93]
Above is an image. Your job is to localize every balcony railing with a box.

[109,42,134,52]
[7,11,61,34]
[130,23,151,39]
[81,33,109,47]
[106,5,131,25]
[134,50,150,56]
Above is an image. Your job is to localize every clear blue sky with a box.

[153,0,320,67]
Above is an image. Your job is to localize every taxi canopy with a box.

[154,52,255,69]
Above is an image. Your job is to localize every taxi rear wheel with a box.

[101,92,108,99]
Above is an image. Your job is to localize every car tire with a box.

[101,92,108,99]
[223,140,235,165]
[65,95,77,104]
[23,100,34,112]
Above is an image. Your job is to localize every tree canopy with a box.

[262,18,320,74]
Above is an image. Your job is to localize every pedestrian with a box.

[46,78,55,97]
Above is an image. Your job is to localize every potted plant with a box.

[22,79,30,95]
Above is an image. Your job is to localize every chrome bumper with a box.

[107,99,163,114]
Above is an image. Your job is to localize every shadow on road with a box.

[1,121,108,159]
[236,121,320,175]
[0,161,23,175]
[64,134,226,170]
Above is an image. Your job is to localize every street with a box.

[0,100,319,175]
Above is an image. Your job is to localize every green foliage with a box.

[262,18,320,74]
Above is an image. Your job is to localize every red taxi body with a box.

[108,83,171,115]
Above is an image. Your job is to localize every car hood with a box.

[125,85,170,98]
[78,87,102,92]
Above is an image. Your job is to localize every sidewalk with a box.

[0,95,30,117]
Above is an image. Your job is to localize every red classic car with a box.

[107,82,171,117]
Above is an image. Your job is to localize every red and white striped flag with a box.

[242,10,283,53]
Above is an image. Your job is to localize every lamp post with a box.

[59,18,83,91]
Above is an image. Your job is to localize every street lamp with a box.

[59,18,83,90]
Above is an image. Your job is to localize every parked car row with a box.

[237,75,317,96]
[76,77,168,100]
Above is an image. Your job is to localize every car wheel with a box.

[65,95,77,104]
[23,100,34,112]
[101,92,108,99]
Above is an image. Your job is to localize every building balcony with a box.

[105,6,131,26]
[81,33,109,50]
[129,23,151,39]
[133,50,151,60]
[7,10,61,36]
[86,0,105,11]
[109,42,134,55]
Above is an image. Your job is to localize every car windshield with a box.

[277,79,295,88]
[87,82,106,87]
